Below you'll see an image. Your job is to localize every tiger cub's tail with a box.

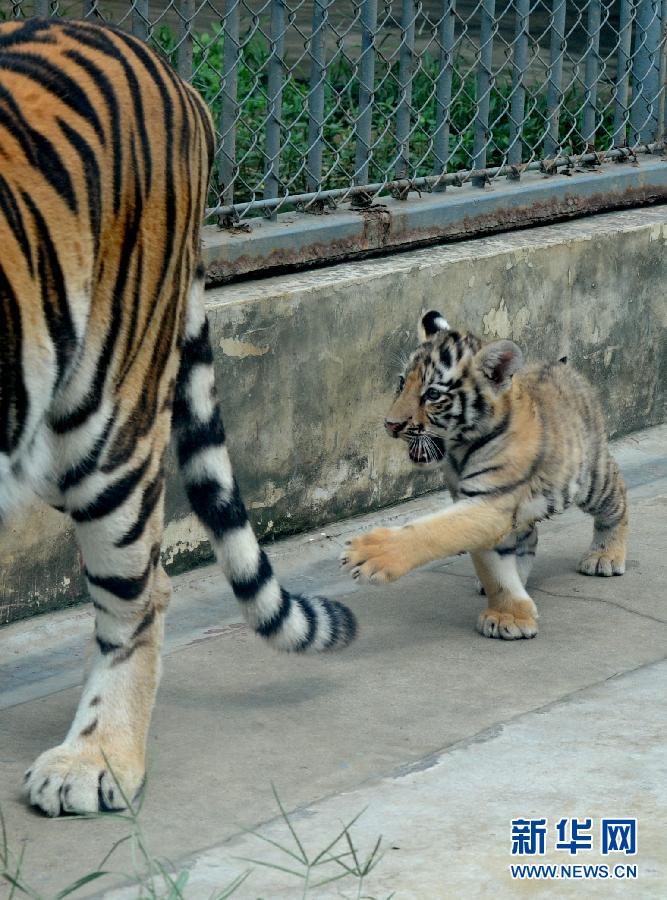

[172,271,356,652]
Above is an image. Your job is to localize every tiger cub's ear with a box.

[418,309,450,342]
[475,340,523,392]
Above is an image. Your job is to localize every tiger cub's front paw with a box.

[476,608,538,640]
[340,527,412,584]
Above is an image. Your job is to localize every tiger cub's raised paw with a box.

[340,527,412,584]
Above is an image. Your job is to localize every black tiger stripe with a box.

[90,23,179,308]
[176,407,226,468]
[60,23,152,199]
[121,245,145,371]
[0,265,28,453]
[132,606,156,639]
[230,550,274,602]
[185,478,249,537]
[293,596,318,651]
[20,192,78,388]
[87,543,158,601]
[472,381,487,415]
[79,718,98,737]
[0,18,53,51]
[592,461,615,512]
[495,545,517,556]
[255,587,292,638]
[178,322,215,372]
[71,456,150,522]
[0,82,77,212]
[50,144,142,436]
[115,466,164,548]
[0,174,34,276]
[95,635,122,655]
[58,416,113,492]
[56,117,102,258]
[460,424,546,499]
[110,640,149,667]
[62,46,122,216]
[461,464,504,481]
[87,565,150,601]
[0,51,106,147]
[458,410,512,471]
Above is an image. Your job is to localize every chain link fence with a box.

[5,1,666,224]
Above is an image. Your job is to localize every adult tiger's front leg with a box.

[24,453,169,816]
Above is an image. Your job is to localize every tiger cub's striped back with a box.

[0,18,354,818]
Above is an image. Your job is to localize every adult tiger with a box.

[0,17,355,817]
[341,311,628,639]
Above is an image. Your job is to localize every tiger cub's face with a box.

[385,310,523,464]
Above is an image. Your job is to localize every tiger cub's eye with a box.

[398,375,406,392]
[424,387,441,402]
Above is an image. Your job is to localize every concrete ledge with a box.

[1,206,665,624]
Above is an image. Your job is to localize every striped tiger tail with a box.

[172,273,357,652]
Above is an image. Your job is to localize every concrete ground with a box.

[1,424,666,898]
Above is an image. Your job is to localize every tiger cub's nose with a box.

[385,419,406,436]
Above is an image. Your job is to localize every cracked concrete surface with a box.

[0,425,665,897]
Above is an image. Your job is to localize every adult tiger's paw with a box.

[340,527,412,584]
[24,743,145,817]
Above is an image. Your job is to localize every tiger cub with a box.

[0,18,354,817]
[341,310,628,639]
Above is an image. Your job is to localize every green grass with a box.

[1,777,392,899]
[154,25,616,211]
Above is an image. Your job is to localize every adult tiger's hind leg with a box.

[24,450,170,816]
[577,454,628,577]
[473,548,539,640]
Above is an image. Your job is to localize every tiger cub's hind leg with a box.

[473,547,539,640]
[24,452,169,816]
[577,454,628,577]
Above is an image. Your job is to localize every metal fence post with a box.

[355,0,378,186]
[613,0,636,146]
[508,0,530,169]
[132,0,149,41]
[658,0,667,141]
[583,0,601,149]
[472,0,496,185]
[395,0,416,182]
[631,0,662,144]
[307,0,329,196]
[177,0,195,82]
[264,0,286,218]
[545,0,567,158]
[432,0,456,188]
[219,0,241,213]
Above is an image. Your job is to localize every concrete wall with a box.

[1,207,665,624]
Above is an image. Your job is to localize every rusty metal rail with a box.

[202,155,667,279]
